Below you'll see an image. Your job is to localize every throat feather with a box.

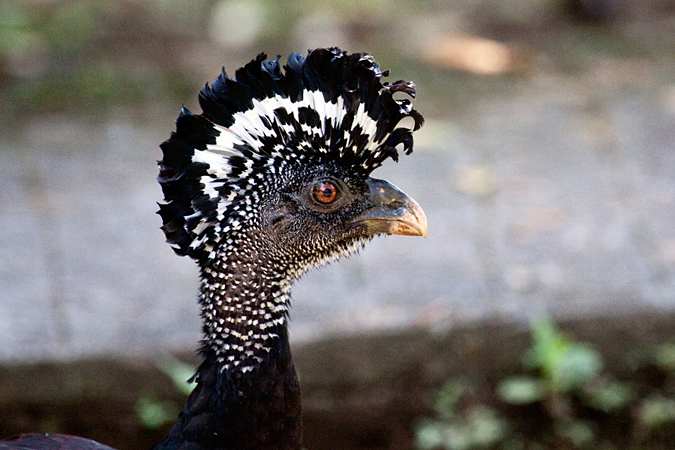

[200,247,291,373]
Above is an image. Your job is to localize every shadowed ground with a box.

[1,1,675,448]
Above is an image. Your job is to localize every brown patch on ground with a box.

[1,312,675,450]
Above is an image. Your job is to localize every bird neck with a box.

[154,231,304,450]
[199,230,295,373]
[154,332,302,450]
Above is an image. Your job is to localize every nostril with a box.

[384,199,405,208]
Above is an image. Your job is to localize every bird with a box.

[0,47,426,450]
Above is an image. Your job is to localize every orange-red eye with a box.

[313,181,339,204]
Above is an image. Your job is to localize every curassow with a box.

[0,47,426,450]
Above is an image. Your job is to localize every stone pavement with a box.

[2,65,675,362]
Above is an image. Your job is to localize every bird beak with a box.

[351,178,428,239]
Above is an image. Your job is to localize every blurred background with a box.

[1,0,675,449]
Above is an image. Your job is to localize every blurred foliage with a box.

[0,0,201,114]
[0,0,422,115]
[155,353,197,396]
[3,0,668,118]
[416,380,507,450]
[416,317,675,449]
[136,354,195,429]
[136,396,180,430]
[498,317,610,407]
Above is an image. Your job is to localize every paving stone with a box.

[1,73,674,362]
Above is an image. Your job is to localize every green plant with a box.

[136,354,196,429]
[497,317,632,415]
[415,379,507,450]
[415,316,644,449]
[497,317,633,446]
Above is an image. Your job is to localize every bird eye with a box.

[313,181,340,205]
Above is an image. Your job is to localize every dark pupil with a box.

[322,188,333,197]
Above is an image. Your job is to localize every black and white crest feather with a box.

[158,47,424,261]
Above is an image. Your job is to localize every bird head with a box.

[158,48,426,279]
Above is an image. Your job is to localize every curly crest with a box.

[157,47,424,260]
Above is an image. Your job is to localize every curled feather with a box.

[158,47,424,260]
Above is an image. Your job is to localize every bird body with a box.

[154,333,300,450]
[0,434,115,450]
[1,47,425,450]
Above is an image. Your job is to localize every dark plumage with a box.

[0,435,114,450]
[1,47,426,450]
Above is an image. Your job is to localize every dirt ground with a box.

[2,4,675,449]
[1,311,675,450]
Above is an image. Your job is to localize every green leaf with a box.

[497,376,544,405]
[655,343,675,371]
[554,419,595,447]
[584,380,632,412]
[525,317,571,376]
[557,343,602,390]
[524,317,603,393]
[415,420,445,450]
[639,396,675,427]
[156,353,197,395]
[414,405,506,449]
[433,379,467,419]
[136,396,179,429]
[414,420,469,450]
[466,405,507,446]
